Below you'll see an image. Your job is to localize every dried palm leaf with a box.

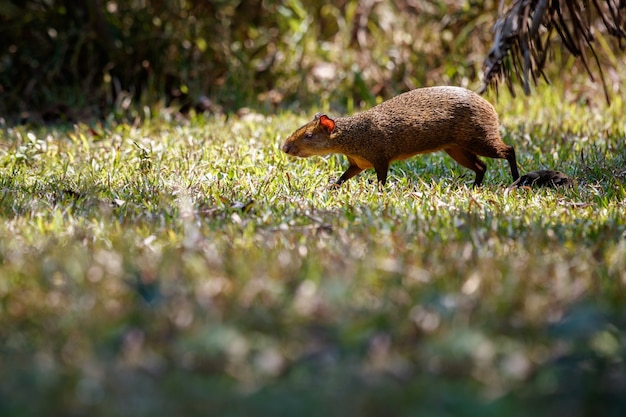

[481,0,626,103]
[508,169,574,188]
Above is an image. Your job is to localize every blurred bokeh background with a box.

[2,0,623,122]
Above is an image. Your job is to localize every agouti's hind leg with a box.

[444,147,486,186]
[504,146,520,182]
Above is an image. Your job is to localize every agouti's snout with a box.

[282,86,520,187]
[282,142,295,155]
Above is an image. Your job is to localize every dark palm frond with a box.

[508,169,574,188]
[481,0,626,103]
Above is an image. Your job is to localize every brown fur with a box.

[282,86,520,186]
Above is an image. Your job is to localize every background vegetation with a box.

[6,0,621,121]
[1,85,625,416]
[1,1,626,416]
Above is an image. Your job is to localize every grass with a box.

[1,85,625,416]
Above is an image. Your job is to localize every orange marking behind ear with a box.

[319,115,335,133]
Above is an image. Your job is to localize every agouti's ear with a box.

[318,114,335,133]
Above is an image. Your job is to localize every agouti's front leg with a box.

[335,156,365,185]
[336,164,363,185]
[373,160,390,186]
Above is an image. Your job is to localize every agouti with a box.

[282,86,520,187]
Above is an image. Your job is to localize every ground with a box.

[1,86,625,416]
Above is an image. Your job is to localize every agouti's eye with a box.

[305,132,313,139]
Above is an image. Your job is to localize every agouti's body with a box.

[282,86,519,186]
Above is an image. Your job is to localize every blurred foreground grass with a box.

[1,86,625,416]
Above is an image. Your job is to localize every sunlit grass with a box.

[1,87,625,416]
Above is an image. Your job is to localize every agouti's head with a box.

[282,113,336,157]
